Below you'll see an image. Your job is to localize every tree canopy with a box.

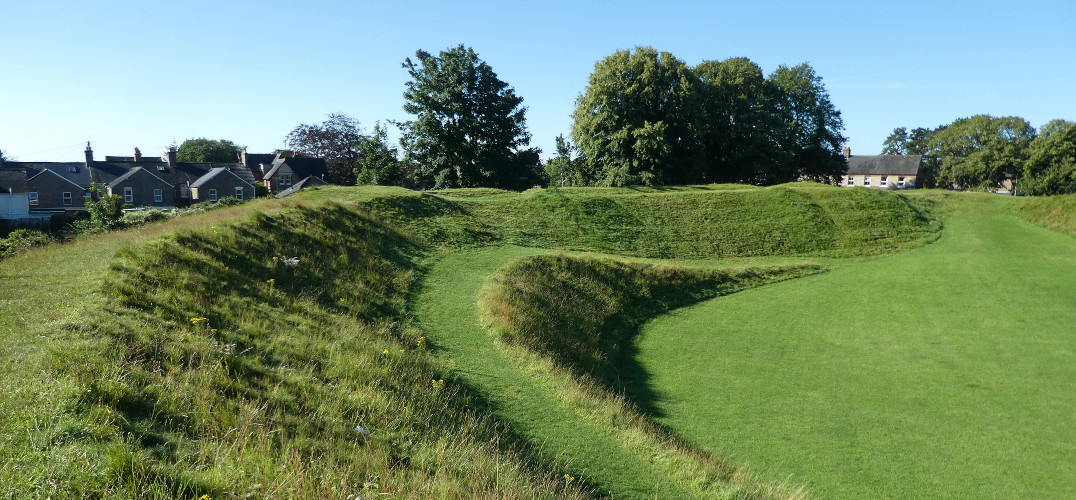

[285,113,365,185]
[570,48,846,187]
[1023,119,1076,195]
[400,45,542,190]
[571,47,698,186]
[882,115,1076,194]
[176,138,241,163]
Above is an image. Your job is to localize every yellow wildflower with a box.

[431,379,445,389]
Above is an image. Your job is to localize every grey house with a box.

[107,167,176,207]
[842,149,924,189]
[190,167,256,203]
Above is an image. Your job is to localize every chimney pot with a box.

[85,142,94,166]
[134,147,142,162]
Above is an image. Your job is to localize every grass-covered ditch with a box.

[21,183,1067,498]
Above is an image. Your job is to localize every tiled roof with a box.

[846,155,924,176]
[0,168,28,193]
[109,166,172,187]
[191,167,255,188]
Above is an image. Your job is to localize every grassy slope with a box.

[313,184,939,259]
[0,184,942,498]
[1,201,588,499]
[636,194,1076,498]
[1018,191,1076,235]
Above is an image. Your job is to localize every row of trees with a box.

[279,45,848,191]
[564,48,846,186]
[883,116,1076,194]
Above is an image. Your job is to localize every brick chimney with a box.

[166,146,177,167]
[843,147,851,158]
[85,142,94,166]
[134,147,142,162]
[240,147,248,166]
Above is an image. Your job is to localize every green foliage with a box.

[767,63,847,184]
[1022,119,1076,195]
[176,138,241,163]
[694,57,780,184]
[543,135,590,187]
[571,49,847,186]
[85,194,126,231]
[0,228,52,259]
[571,47,698,186]
[285,113,365,185]
[118,208,175,226]
[401,45,543,190]
[932,115,1035,190]
[355,122,405,186]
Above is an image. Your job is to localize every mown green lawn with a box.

[636,195,1076,498]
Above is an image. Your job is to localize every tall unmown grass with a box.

[11,203,589,498]
[340,185,939,258]
[1018,192,1076,236]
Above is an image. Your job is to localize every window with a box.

[279,173,293,186]
[880,176,888,187]
[846,176,854,186]
[153,188,163,203]
[898,177,906,188]
[156,165,167,171]
[63,192,73,206]
[28,192,39,206]
[123,187,134,203]
[864,176,872,187]
[180,184,190,199]
[68,165,79,173]
[208,189,217,202]
[235,187,244,201]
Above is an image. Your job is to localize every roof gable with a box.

[109,166,173,187]
[191,167,255,189]
[27,167,87,190]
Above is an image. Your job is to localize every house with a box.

[190,167,256,203]
[26,168,90,211]
[842,148,924,189]
[107,167,176,207]
[260,156,329,194]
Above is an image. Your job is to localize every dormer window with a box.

[69,165,79,173]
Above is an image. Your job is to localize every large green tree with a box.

[176,138,241,163]
[694,57,780,183]
[571,47,698,186]
[1022,119,1076,195]
[930,115,1035,191]
[284,113,365,185]
[400,45,541,190]
[354,122,404,186]
[767,64,847,184]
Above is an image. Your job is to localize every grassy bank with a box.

[1,184,947,498]
[635,195,1076,498]
[1018,191,1076,235]
[1,203,589,498]
[304,184,940,258]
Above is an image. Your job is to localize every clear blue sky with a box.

[3,0,1074,163]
